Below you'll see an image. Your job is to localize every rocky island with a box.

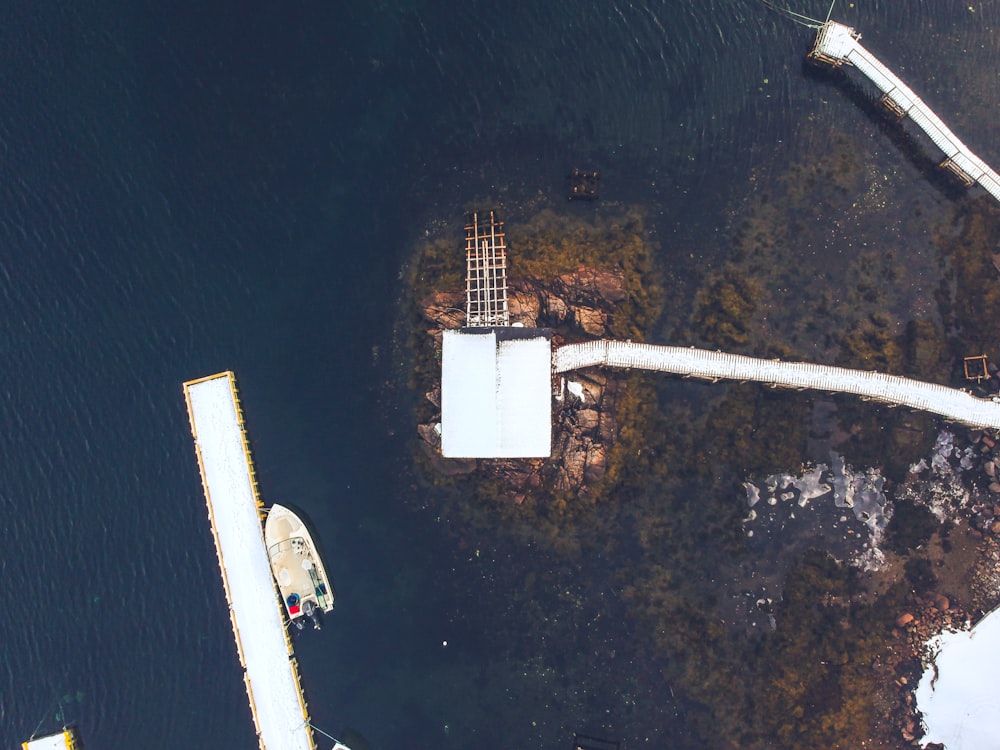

[419,265,626,498]
[410,207,662,514]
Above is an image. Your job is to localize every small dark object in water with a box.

[567,167,600,200]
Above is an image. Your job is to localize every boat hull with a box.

[264,504,335,624]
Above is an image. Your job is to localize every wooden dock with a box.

[809,20,1000,200]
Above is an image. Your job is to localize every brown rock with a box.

[579,370,608,387]
[543,293,569,323]
[896,613,915,628]
[553,266,627,306]
[417,436,477,476]
[556,445,588,493]
[508,291,541,326]
[583,442,608,484]
[992,521,1000,535]
[417,422,441,449]
[421,291,465,328]
[575,378,605,405]
[573,305,607,336]
[576,409,600,430]
[934,594,950,611]
[990,482,1000,495]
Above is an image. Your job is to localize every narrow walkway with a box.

[809,20,1000,201]
[183,372,315,750]
[554,340,1000,429]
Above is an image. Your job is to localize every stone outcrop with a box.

[421,291,465,330]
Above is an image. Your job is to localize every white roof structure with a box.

[22,729,78,750]
[916,607,1000,748]
[183,372,315,750]
[441,327,552,458]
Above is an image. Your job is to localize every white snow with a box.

[916,607,1000,749]
[567,380,586,402]
[184,373,313,750]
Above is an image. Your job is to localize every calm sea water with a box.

[1,1,998,748]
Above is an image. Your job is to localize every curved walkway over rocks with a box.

[554,340,1000,429]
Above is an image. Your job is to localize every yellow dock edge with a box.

[183,371,317,750]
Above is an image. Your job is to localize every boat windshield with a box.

[267,537,307,558]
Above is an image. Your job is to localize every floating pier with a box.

[808,20,1000,199]
[554,340,1000,429]
[183,372,316,750]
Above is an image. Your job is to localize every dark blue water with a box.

[2,1,998,748]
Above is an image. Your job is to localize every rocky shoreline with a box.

[874,428,1000,747]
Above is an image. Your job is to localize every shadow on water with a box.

[802,60,970,203]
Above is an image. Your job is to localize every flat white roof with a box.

[441,328,552,458]
[916,607,1000,748]
[183,372,314,750]
[22,730,75,750]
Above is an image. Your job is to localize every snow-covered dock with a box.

[183,372,316,750]
[554,340,1000,429]
[808,20,1000,201]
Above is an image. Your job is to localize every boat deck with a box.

[266,505,334,620]
[183,372,316,750]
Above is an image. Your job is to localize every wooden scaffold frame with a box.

[464,210,510,327]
